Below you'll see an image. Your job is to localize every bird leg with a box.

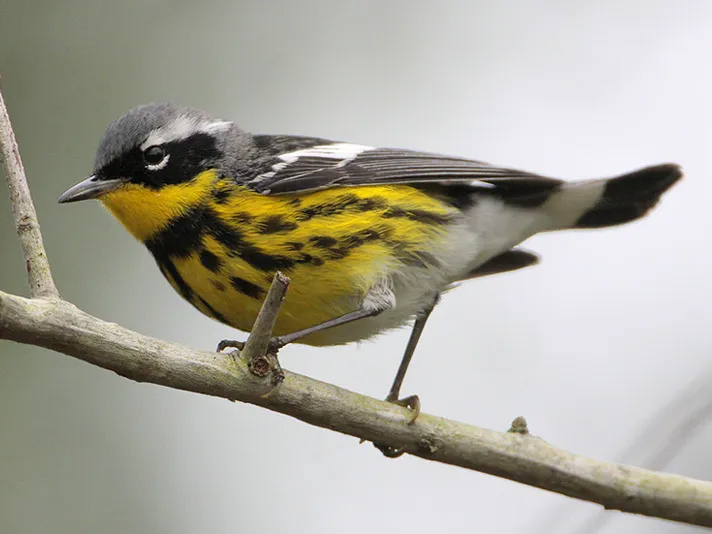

[216,307,385,353]
[374,294,439,458]
[218,278,394,353]
[269,307,381,348]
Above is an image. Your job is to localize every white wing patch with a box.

[278,143,374,164]
[470,180,496,189]
[254,143,375,185]
[141,116,232,150]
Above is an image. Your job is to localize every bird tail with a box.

[544,163,682,230]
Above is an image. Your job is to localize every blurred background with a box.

[1,1,710,533]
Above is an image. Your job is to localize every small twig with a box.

[241,272,290,380]
[507,416,530,434]
[0,84,58,299]
[242,272,290,361]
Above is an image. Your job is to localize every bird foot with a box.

[388,394,421,425]
[267,336,286,355]
[373,394,421,458]
[216,339,245,353]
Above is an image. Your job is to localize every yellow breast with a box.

[100,170,455,345]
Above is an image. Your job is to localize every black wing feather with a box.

[247,137,563,202]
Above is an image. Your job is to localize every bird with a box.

[58,102,681,431]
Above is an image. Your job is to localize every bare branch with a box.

[241,271,289,362]
[216,272,291,382]
[0,291,711,527]
[0,85,59,299]
[539,370,712,534]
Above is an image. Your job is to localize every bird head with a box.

[58,102,248,202]
[58,103,250,241]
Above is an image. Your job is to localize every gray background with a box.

[1,1,710,533]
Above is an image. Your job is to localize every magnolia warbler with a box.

[59,102,681,424]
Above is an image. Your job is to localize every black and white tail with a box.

[543,163,682,231]
[573,164,682,228]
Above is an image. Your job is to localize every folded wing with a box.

[246,138,563,205]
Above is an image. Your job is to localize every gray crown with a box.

[93,102,234,173]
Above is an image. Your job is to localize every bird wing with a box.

[246,136,563,203]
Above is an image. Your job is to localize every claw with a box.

[216,339,246,353]
[387,394,421,425]
[373,394,421,458]
[267,336,285,355]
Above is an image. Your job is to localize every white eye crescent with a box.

[143,145,170,171]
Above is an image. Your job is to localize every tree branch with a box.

[1,291,711,526]
[1,83,711,529]
[538,368,712,534]
[0,85,58,299]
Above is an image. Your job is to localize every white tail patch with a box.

[541,180,607,230]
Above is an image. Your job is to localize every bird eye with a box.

[143,146,166,166]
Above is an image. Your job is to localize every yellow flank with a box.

[100,170,457,345]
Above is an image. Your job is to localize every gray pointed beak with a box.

[58,176,123,203]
